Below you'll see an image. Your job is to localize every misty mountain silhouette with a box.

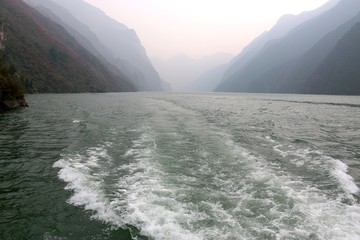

[305,20,360,95]
[222,0,341,81]
[270,12,360,94]
[3,0,358,95]
[216,0,360,94]
[152,53,233,91]
[188,63,229,92]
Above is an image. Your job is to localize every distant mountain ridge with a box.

[188,63,229,92]
[25,0,167,91]
[152,53,233,91]
[262,12,360,94]
[1,0,134,93]
[216,0,360,95]
[222,0,341,80]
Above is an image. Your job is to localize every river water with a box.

[1,93,360,240]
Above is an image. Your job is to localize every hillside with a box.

[0,0,135,93]
[264,12,360,93]
[24,0,115,64]
[305,21,360,95]
[42,0,166,91]
[216,0,360,94]
[222,0,341,81]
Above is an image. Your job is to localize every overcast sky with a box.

[83,0,329,60]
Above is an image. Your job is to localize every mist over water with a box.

[1,93,360,239]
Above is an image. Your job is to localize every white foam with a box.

[124,148,137,157]
[54,127,209,240]
[53,144,124,227]
[114,129,206,240]
[72,119,81,124]
[225,135,360,239]
[272,142,359,197]
[330,158,359,195]
[43,232,67,240]
[265,135,276,143]
[53,123,360,240]
[256,162,360,239]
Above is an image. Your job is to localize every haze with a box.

[84,0,329,59]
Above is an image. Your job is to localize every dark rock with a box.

[0,89,28,112]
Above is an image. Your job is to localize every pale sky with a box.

[84,0,330,60]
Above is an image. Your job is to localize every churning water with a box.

[1,93,360,240]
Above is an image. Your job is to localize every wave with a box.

[114,127,205,240]
[53,115,360,240]
[263,99,360,109]
[53,143,125,227]
[271,139,359,197]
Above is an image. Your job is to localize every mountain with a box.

[258,12,360,93]
[23,0,115,64]
[187,64,229,92]
[35,0,166,91]
[222,0,341,80]
[304,21,360,95]
[23,0,132,88]
[216,0,360,93]
[152,53,233,91]
[0,0,134,93]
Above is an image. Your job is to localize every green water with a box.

[1,93,360,240]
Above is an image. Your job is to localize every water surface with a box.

[1,93,359,239]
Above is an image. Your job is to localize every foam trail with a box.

[269,136,360,197]
[53,143,125,227]
[330,158,359,194]
[53,120,360,240]
[114,128,205,240]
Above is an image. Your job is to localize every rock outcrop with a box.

[0,84,28,112]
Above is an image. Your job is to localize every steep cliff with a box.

[0,0,135,93]
[26,0,167,91]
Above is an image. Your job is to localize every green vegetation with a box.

[49,46,69,64]
[0,0,135,93]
